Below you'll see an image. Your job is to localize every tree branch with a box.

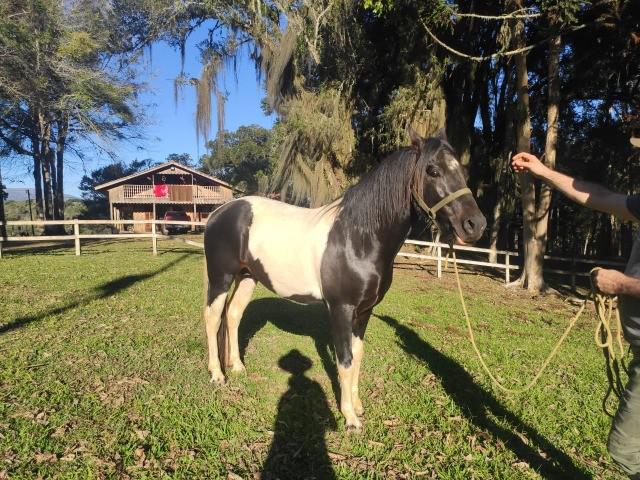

[451,7,542,20]
[0,128,32,156]
[421,19,586,63]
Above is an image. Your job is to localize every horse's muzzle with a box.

[460,213,487,243]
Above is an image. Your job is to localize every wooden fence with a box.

[0,219,626,287]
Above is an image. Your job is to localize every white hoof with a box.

[344,415,362,433]
[210,372,226,386]
[229,362,246,374]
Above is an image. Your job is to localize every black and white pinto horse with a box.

[203,130,486,430]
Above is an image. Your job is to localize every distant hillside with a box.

[4,198,86,222]
[5,188,79,202]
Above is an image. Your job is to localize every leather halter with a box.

[411,186,472,221]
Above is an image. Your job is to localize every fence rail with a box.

[0,219,626,287]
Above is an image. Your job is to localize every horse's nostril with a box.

[463,218,475,234]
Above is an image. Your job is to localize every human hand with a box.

[511,152,549,178]
[591,269,627,296]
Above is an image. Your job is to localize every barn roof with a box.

[93,161,238,191]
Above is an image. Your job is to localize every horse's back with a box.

[204,196,340,303]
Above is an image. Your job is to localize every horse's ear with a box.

[409,127,422,152]
[435,128,448,142]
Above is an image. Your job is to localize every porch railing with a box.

[114,184,230,203]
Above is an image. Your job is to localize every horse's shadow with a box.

[238,298,593,478]
[239,298,340,403]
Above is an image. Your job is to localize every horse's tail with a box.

[203,257,229,371]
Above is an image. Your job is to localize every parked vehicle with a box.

[161,211,191,235]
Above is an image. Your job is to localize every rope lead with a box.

[589,267,629,416]
[449,251,618,396]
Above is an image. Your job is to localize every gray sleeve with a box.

[627,195,640,222]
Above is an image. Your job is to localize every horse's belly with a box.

[249,250,324,303]
[243,196,336,304]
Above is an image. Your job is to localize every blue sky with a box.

[3,25,274,197]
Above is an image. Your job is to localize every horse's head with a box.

[410,129,486,245]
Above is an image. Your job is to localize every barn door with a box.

[133,211,153,233]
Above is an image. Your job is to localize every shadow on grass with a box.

[394,260,513,284]
[0,254,190,335]
[261,349,337,479]
[239,298,341,407]
[377,314,592,480]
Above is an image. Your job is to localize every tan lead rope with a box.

[590,267,628,415]
[450,250,587,394]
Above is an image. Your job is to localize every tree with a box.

[0,0,141,230]
[201,125,273,194]
[79,159,153,218]
[165,153,194,167]
[131,0,639,268]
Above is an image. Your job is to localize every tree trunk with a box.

[530,34,562,289]
[40,145,53,220]
[489,63,515,263]
[39,114,54,232]
[0,162,6,239]
[50,143,58,219]
[511,12,541,292]
[55,117,68,221]
[445,62,478,167]
[31,137,44,221]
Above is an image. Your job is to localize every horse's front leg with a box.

[351,309,371,417]
[328,303,361,431]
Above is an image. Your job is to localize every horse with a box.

[203,129,486,431]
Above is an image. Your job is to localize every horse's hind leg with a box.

[205,272,234,385]
[225,276,256,373]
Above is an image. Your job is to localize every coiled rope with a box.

[590,268,629,416]
[449,251,627,400]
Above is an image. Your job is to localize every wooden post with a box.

[152,221,157,256]
[74,219,80,256]
[437,244,442,278]
[505,253,510,284]
[192,174,197,232]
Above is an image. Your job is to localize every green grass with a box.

[0,240,625,479]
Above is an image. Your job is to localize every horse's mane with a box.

[337,147,421,233]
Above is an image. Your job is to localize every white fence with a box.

[399,239,626,286]
[0,219,206,258]
[0,219,626,287]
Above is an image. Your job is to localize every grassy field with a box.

[0,240,626,479]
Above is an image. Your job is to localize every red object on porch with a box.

[153,184,168,197]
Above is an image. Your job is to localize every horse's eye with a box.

[426,165,440,177]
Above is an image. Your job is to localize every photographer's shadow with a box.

[239,298,340,405]
[261,349,337,479]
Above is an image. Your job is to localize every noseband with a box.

[411,186,472,221]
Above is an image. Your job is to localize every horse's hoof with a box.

[345,418,362,433]
[229,362,246,374]
[210,372,226,386]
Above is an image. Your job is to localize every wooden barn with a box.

[94,161,237,232]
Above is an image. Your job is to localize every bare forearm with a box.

[537,167,633,221]
[594,269,640,297]
[620,276,640,297]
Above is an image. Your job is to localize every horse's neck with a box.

[370,215,413,264]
